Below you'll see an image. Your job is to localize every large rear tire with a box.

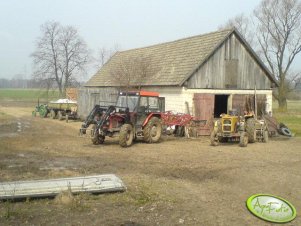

[39,105,48,118]
[143,117,162,143]
[119,124,134,147]
[246,118,256,143]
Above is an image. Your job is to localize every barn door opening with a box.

[214,95,229,117]
[193,93,215,136]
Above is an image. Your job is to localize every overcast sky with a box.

[0,0,273,80]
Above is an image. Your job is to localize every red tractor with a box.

[80,91,164,147]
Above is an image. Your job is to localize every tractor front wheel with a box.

[119,124,134,147]
[91,124,105,145]
[210,130,219,146]
[263,130,269,143]
[143,117,162,143]
[239,132,248,147]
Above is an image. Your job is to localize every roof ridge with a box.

[118,28,233,54]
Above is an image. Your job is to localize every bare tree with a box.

[110,54,158,91]
[219,14,255,47]
[254,0,301,110]
[32,22,60,95]
[59,26,89,93]
[95,44,120,69]
[31,21,89,97]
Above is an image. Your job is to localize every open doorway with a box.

[214,95,228,117]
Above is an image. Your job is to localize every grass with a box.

[0,111,13,122]
[273,100,301,137]
[0,89,59,102]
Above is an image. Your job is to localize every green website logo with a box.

[246,194,297,223]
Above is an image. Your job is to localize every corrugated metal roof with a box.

[85,28,276,87]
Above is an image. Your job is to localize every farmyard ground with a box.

[0,102,300,226]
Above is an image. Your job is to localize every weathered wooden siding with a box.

[187,33,272,90]
[77,87,119,118]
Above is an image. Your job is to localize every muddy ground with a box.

[0,101,300,226]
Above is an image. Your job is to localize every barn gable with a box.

[186,32,273,90]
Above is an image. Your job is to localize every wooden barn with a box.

[78,28,277,134]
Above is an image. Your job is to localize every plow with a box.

[161,111,193,127]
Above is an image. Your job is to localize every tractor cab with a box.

[116,91,163,126]
[116,91,162,113]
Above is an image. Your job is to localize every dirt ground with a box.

[0,101,300,226]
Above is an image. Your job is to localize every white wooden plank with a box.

[0,174,126,199]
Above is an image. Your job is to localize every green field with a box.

[273,100,301,137]
[0,88,59,101]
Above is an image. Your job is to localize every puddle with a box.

[39,166,67,171]
[0,120,31,137]
[0,122,19,137]
[8,164,24,168]
[39,158,79,171]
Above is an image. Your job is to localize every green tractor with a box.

[210,112,268,147]
[32,100,49,118]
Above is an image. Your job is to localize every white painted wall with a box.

[144,87,273,115]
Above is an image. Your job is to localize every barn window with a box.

[225,59,238,88]
[91,93,100,105]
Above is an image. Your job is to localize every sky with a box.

[0,0,268,80]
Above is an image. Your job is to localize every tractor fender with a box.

[142,113,161,127]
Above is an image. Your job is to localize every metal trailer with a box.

[48,99,78,123]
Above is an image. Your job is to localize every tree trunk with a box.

[278,83,288,111]
[58,85,64,98]
[278,98,287,111]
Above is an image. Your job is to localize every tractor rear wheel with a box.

[39,105,48,118]
[119,124,134,147]
[246,118,256,143]
[91,124,105,145]
[210,130,219,146]
[239,132,248,147]
[143,117,162,143]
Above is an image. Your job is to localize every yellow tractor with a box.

[210,112,268,147]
